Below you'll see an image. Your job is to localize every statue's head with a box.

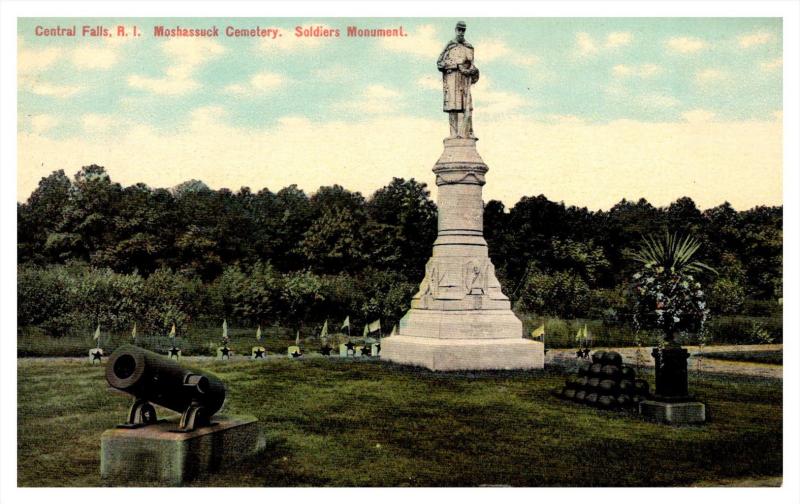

[455,21,466,43]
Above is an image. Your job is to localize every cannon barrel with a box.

[106,345,226,422]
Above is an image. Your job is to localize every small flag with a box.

[131,323,137,341]
[341,316,350,330]
[575,326,583,343]
[295,330,300,346]
[362,324,369,337]
[169,323,176,339]
[222,319,228,339]
[531,324,545,339]
[256,325,262,341]
[368,319,382,333]
[93,324,101,342]
[320,320,328,340]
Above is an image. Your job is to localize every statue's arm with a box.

[437,43,456,71]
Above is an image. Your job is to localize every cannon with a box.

[106,345,226,432]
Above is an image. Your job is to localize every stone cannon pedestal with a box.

[381,138,543,371]
[101,415,264,486]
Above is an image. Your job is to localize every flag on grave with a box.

[341,316,350,330]
[362,324,369,337]
[295,330,300,346]
[222,319,228,340]
[169,323,176,339]
[256,325,262,341]
[131,323,137,341]
[93,324,101,342]
[320,320,328,339]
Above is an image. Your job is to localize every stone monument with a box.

[381,22,544,371]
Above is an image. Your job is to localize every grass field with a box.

[17,357,782,487]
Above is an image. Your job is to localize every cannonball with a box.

[598,395,615,409]
[562,388,577,399]
[587,377,601,391]
[616,394,631,407]
[599,379,618,394]
[632,394,645,404]
[585,392,599,405]
[589,363,604,376]
[603,351,623,366]
[601,364,621,380]
[575,390,587,402]
[620,365,636,381]
[618,379,634,394]
[566,376,581,388]
[634,379,650,395]
[576,376,589,388]
[577,361,592,376]
[592,351,606,364]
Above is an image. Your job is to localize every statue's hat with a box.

[456,21,466,29]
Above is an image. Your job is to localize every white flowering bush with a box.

[628,233,714,343]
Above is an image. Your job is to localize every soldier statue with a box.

[437,21,480,138]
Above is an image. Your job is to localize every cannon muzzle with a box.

[106,345,226,431]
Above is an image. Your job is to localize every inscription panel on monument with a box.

[438,185,483,233]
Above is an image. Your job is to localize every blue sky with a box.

[17,17,783,209]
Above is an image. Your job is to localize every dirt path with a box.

[547,344,783,379]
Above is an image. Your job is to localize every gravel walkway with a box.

[547,344,783,379]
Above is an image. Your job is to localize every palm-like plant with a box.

[631,232,717,275]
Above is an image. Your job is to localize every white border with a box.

[1,2,798,504]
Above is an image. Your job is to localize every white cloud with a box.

[738,31,773,49]
[612,63,662,78]
[71,45,118,70]
[760,57,782,72]
[637,93,680,109]
[575,32,599,57]
[18,110,782,211]
[665,36,709,54]
[605,32,633,48]
[81,113,117,133]
[380,24,442,60]
[575,31,633,57]
[471,76,531,116]
[27,82,83,98]
[695,68,727,85]
[18,43,61,75]
[225,72,287,95]
[417,75,441,91]
[332,85,404,114]
[128,38,225,95]
[475,38,539,67]
[29,114,60,134]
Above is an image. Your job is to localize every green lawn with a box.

[17,357,782,487]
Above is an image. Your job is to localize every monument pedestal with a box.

[381,335,543,371]
[101,415,264,485]
[381,137,544,371]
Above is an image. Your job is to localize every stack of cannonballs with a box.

[559,350,651,409]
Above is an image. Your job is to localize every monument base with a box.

[381,335,544,371]
[639,400,706,425]
[101,415,264,486]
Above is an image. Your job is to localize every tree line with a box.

[17,165,782,337]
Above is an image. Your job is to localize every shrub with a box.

[707,277,746,314]
[516,270,592,319]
